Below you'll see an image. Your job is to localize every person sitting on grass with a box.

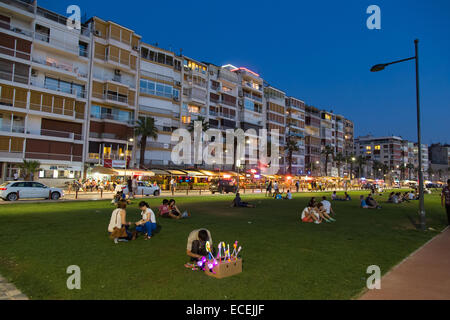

[316,202,336,223]
[231,193,255,208]
[366,194,382,209]
[283,190,292,200]
[135,201,157,240]
[301,202,321,224]
[408,190,416,200]
[321,196,335,216]
[360,195,377,209]
[185,229,213,269]
[159,199,180,219]
[343,192,351,201]
[387,192,395,203]
[169,199,190,219]
[331,191,338,200]
[108,200,136,243]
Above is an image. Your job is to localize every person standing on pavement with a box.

[441,179,450,226]
[170,177,176,195]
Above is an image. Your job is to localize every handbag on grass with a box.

[110,226,128,239]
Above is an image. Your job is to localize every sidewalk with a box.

[359,227,450,300]
[0,274,28,300]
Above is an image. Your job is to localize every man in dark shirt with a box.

[441,179,450,225]
[231,193,255,208]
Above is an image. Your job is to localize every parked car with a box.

[121,181,160,197]
[209,179,237,194]
[0,181,64,201]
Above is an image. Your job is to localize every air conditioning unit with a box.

[94,30,102,37]
[114,69,121,76]
[31,69,38,77]
[174,81,181,87]
[238,100,243,106]
[183,66,190,72]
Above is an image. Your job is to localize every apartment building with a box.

[304,105,321,175]
[343,118,354,157]
[0,0,88,183]
[428,143,450,181]
[285,97,306,175]
[137,43,182,167]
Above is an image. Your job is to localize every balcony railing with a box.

[0,22,33,38]
[243,92,262,102]
[90,113,134,125]
[0,96,27,109]
[0,44,31,60]
[25,151,82,162]
[93,72,136,88]
[0,70,29,85]
[32,56,88,78]
[34,31,88,57]
[30,78,86,98]
[0,0,35,14]
[29,102,84,119]
[92,92,129,104]
[94,52,135,70]
[140,70,173,83]
[0,124,25,133]
[39,128,82,140]
[36,7,90,37]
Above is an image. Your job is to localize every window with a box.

[35,24,50,42]
[79,42,88,57]
[182,116,191,124]
[375,145,381,150]
[44,77,85,98]
[140,79,172,98]
[366,146,372,150]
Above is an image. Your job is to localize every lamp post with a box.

[370,39,425,230]
[124,138,134,179]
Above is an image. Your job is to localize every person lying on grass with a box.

[108,200,136,243]
[135,201,157,240]
[230,193,255,208]
[301,202,321,224]
[159,199,180,219]
[360,195,377,209]
[185,229,213,269]
[169,199,190,219]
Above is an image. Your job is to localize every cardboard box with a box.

[205,258,242,279]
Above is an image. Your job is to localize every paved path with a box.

[0,274,28,300]
[359,227,450,300]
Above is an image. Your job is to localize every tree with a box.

[427,166,434,180]
[286,137,300,175]
[437,169,443,180]
[399,164,407,181]
[321,145,334,177]
[346,153,356,180]
[135,117,158,169]
[19,160,41,181]
[187,116,209,133]
[334,153,346,178]
[356,155,367,178]
[372,160,383,179]
[406,163,415,180]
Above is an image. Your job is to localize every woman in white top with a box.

[108,200,133,243]
[136,201,157,239]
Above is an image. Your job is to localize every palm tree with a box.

[285,137,300,175]
[356,155,367,178]
[135,117,158,169]
[437,169,443,181]
[399,164,407,181]
[427,166,434,180]
[321,145,334,177]
[19,159,41,181]
[187,116,209,133]
[334,153,346,178]
[381,164,389,178]
[372,160,383,179]
[346,153,356,180]
[406,163,415,180]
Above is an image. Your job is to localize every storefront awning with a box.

[149,169,171,175]
[199,170,217,176]
[114,169,155,177]
[166,169,187,176]
[90,166,118,176]
[184,170,208,177]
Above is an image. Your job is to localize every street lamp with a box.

[370,39,425,230]
[124,138,134,179]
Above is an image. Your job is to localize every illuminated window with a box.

[188,105,200,114]
[324,114,332,120]
[375,145,381,150]
[366,146,372,150]
[182,116,191,124]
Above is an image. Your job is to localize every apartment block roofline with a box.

[85,16,142,38]
[140,42,177,56]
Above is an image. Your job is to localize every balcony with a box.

[0,43,31,61]
[29,102,84,120]
[25,151,82,162]
[30,78,86,99]
[90,113,134,125]
[89,132,130,141]
[94,52,136,71]
[0,69,29,85]
[34,31,88,57]
[32,56,88,79]
[243,92,262,102]
[0,0,35,16]
[92,91,131,106]
[0,22,33,38]
[0,124,25,134]
[0,96,27,109]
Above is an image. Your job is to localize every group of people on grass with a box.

[387,191,419,204]
[107,198,189,243]
[301,196,336,224]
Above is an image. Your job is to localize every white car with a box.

[0,181,64,201]
[121,182,160,197]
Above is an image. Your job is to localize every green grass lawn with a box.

[0,190,447,300]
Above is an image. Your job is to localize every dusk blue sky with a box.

[40,0,450,144]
